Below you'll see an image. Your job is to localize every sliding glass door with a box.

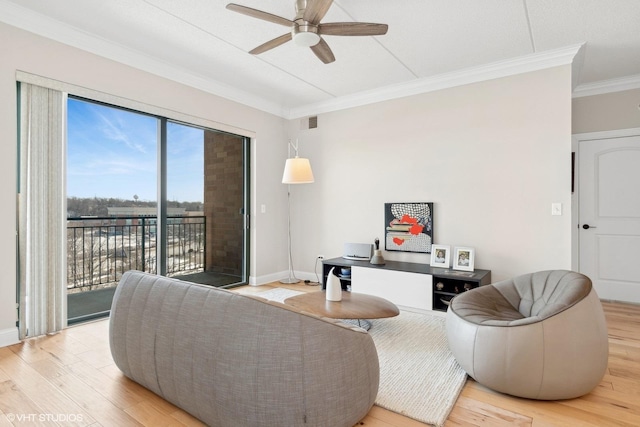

[66,98,158,324]
[166,123,249,287]
[66,97,249,324]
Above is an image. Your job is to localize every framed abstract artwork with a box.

[384,202,433,253]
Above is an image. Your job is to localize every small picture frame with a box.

[430,244,450,268]
[453,247,475,271]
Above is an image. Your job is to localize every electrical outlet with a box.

[317,255,324,260]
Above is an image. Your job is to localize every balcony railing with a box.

[67,215,206,290]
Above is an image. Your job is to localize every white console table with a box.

[322,257,491,312]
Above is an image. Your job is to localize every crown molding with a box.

[286,44,585,119]
[572,74,640,98]
[0,0,288,118]
[5,2,630,120]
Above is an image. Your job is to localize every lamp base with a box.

[370,249,385,265]
[279,278,301,284]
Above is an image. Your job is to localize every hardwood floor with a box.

[1,282,639,426]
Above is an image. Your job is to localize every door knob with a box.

[582,224,597,229]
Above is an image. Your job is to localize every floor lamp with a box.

[281,141,314,284]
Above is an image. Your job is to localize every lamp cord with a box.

[283,187,321,285]
[309,257,321,285]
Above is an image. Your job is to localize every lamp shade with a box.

[282,157,315,184]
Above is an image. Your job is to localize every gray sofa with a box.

[109,271,379,427]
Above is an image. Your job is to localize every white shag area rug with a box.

[254,288,466,427]
[368,311,467,426]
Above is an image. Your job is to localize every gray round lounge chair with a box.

[446,270,609,400]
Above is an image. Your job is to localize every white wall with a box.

[288,66,573,283]
[0,20,576,346]
[0,22,289,345]
[573,88,640,134]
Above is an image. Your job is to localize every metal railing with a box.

[67,215,206,290]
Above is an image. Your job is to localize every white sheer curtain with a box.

[18,83,67,339]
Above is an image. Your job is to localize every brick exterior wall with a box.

[204,131,244,276]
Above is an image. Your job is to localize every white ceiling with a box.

[2,0,640,118]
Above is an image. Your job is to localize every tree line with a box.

[67,196,203,217]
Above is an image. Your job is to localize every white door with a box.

[579,134,640,303]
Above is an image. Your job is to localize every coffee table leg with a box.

[355,319,372,330]
[339,319,373,330]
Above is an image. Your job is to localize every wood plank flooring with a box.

[0,282,638,426]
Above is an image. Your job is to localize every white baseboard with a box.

[249,271,285,285]
[250,270,321,286]
[0,327,19,348]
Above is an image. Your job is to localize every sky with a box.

[67,98,204,202]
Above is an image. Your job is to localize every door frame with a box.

[571,126,640,272]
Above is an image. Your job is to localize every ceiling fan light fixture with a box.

[228,1,388,63]
[292,25,320,47]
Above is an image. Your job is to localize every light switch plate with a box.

[551,203,562,216]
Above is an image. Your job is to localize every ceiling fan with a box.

[226,0,388,64]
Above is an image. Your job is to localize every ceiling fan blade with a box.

[310,38,335,64]
[249,33,292,55]
[319,22,388,36]
[226,3,293,27]
[303,0,334,25]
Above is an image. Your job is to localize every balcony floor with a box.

[67,271,243,325]
[173,271,242,287]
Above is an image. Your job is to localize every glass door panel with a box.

[66,97,158,324]
[167,125,248,288]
